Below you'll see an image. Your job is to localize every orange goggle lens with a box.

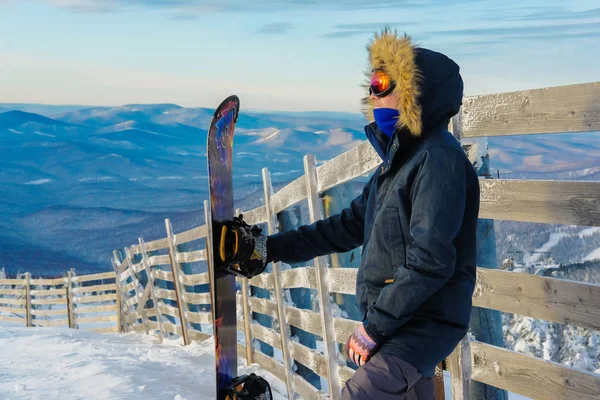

[369,70,394,97]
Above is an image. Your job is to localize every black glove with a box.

[213,214,269,279]
[222,373,272,400]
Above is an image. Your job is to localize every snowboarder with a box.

[216,28,480,399]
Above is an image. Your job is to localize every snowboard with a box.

[207,95,240,399]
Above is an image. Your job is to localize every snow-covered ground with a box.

[0,326,287,400]
[0,325,535,400]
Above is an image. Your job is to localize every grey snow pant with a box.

[341,352,435,400]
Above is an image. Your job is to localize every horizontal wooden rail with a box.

[473,268,600,331]
[71,271,116,283]
[480,179,600,226]
[470,341,600,400]
[461,81,600,138]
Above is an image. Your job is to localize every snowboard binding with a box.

[215,214,268,279]
[222,373,272,400]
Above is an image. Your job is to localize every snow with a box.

[523,232,567,265]
[0,326,287,400]
[25,179,53,185]
[583,247,600,261]
[578,227,600,238]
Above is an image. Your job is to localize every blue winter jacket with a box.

[268,39,480,378]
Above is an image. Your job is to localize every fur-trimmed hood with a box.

[361,28,463,137]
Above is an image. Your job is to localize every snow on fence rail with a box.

[112,80,600,400]
[0,271,119,332]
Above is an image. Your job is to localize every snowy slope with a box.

[0,326,287,400]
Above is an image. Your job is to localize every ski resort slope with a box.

[0,326,287,400]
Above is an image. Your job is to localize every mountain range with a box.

[1,102,599,277]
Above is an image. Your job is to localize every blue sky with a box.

[0,0,599,113]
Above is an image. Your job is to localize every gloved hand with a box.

[213,214,270,279]
[345,321,383,367]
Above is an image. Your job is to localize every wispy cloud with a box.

[321,22,419,39]
[256,23,293,35]
[35,0,454,14]
[430,21,600,39]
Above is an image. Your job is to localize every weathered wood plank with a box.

[0,297,26,306]
[162,321,182,335]
[0,288,25,295]
[470,341,600,400]
[77,315,118,324]
[473,268,600,331]
[248,296,277,319]
[304,154,342,398]
[31,297,68,305]
[155,288,177,301]
[280,266,316,290]
[462,81,600,137]
[262,167,295,399]
[271,175,307,214]
[31,308,68,316]
[317,140,380,193]
[143,237,169,252]
[173,224,208,245]
[241,205,267,225]
[148,254,171,266]
[73,293,117,304]
[251,323,282,349]
[0,315,24,323]
[72,271,116,283]
[182,291,211,304]
[139,237,164,342]
[179,272,209,286]
[249,272,273,290]
[329,268,358,295]
[30,277,66,286]
[74,304,118,314]
[333,317,360,344]
[286,305,322,337]
[480,179,600,226]
[72,283,117,294]
[188,328,211,342]
[152,269,173,282]
[290,340,329,378]
[176,250,207,264]
[185,311,212,325]
[30,288,66,297]
[0,306,25,314]
[447,336,472,400]
[0,278,25,285]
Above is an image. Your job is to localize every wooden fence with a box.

[2,80,599,400]
[0,271,119,332]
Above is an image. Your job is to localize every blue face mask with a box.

[373,108,400,138]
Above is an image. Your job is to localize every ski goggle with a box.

[369,68,396,97]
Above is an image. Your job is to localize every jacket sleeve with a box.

[365,147,470,338]
[267,177,372,264]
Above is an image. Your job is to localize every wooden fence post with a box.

[450,110,507,400]
[236,207,254,365]
[165,218,190,346]
[304,155,342,399]
[448,335,472,400]
[112,252,129,333]
[25,272,31,327]
[262,167,296,400]
[126,246,148,333]
[139,237,164,342]
[67,271,75,329]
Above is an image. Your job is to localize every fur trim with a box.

[361,28,423,136]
